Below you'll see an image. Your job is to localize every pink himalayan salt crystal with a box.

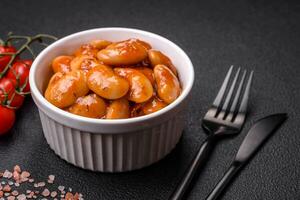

[42,189,50,197]
[13,165,21,173]
[3,170,12,178]
[20,171,30,179]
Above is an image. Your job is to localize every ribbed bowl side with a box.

[38,110,184,172]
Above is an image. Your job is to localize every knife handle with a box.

[206,162,242,200]
[170,135,216,200]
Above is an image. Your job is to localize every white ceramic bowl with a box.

[29,28,194,172]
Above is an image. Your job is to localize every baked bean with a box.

[106,98,130,119]
[45,70,89,108]
[114,68,153,103]
[148,50,177,76]
[142,97,167,114]
[137,40,152,50]
[74,44,98,57]
[97,39,148,66]
[154,64,181,104]
[52,55,74,73]
[70,55,100,71]
[67,93,106,118]
[136,67,155,86]
[87,65,129,99]
[90,39,112,50]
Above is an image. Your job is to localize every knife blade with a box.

[235,113,288,163]
[206,113,288,200]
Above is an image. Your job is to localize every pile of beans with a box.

[45,38,181,119]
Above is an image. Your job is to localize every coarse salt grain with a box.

[50,191,57,197]
[13,171,20,181]
[7,196,15,200]
[11,190,19,196]
[3,170,12,179]
[26,191,34,199]
[58,185,65,191]
[41,189,50,197]
[20,171,30,179]
[16,194,26,200]
[13,165,21,173]
[48,175,55,181]
[37,182,45,187]
[3,185,11,192]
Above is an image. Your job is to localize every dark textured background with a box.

[0,0,299,199]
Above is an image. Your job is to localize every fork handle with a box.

[169,135,216,200]
[206,162,242,200]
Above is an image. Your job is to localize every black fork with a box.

[170,66,254,200]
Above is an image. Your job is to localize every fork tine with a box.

[230,70,247,113]
[212,66,234,108]
[220,67,241,113]
[226,70,247,121]
[238,70,254,114]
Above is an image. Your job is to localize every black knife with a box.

[206,113,288,200]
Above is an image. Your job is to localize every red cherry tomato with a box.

[6,60,31,92]
[14,59,33,68]
[21,59,33,68]
[0,105,15,135]
[0,78,24,108]
[0,46,17,73]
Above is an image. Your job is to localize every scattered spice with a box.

[0,165,83,200]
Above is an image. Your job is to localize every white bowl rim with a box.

[29,27,194,126]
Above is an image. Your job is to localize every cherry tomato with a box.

[0,105,15,135]
[6,61,31,92]
[19,59,33,68]
[0,46,17,73]
[0,78,24,108]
